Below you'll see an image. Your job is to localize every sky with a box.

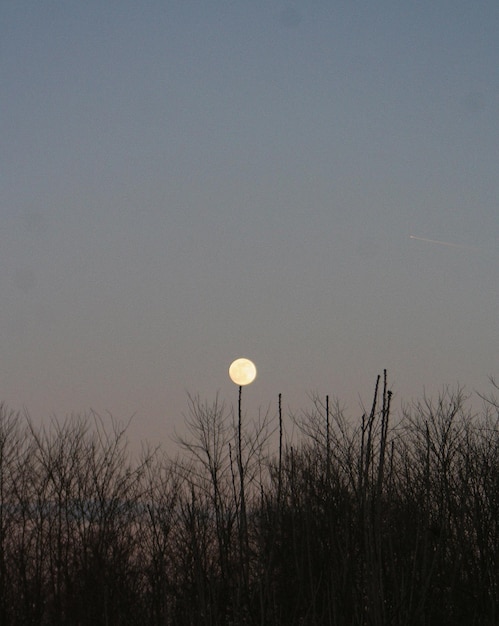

[1,1,498,452]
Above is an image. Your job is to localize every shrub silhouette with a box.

[0,374,497,625]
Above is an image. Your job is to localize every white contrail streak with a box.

[409,235,477,250]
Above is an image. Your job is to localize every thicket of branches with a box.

[0,372,497,625]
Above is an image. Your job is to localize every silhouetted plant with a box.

[0,374,497,625]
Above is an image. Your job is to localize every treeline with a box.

[0,373,497,625]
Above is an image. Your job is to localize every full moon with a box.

[229,358,257,386]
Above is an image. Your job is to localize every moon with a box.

[229,358,257,386]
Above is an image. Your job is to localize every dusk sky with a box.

[2,1,498,451]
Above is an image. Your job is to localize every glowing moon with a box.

[229,358,257,386]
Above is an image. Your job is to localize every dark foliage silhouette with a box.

[0,373,497,625]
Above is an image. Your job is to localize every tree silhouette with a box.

[0,375,497,625]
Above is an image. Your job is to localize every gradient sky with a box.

[2,1,498,451]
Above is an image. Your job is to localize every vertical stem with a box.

[237,385,248,592]
[278,393,283,506]
[326,394,330,483]
[238,384,242,465]
[238,386,244,524]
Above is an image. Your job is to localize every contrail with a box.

[409,235,477,250]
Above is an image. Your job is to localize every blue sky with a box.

[2,1,498,449]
